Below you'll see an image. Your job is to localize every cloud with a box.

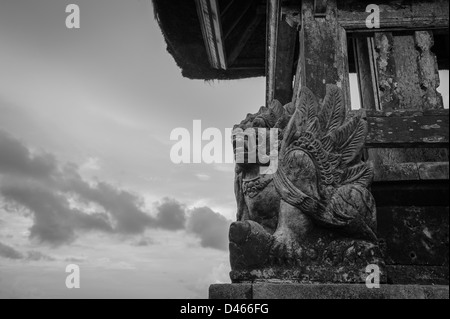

[80,157,101,171]
[213,164,235,173]
[0,131,57,180]
[133,237,156,247]
[0,130,232,251]
[185,262,231,298]
[1,183,113,245]
[0,130,155,244]
[67,179,154,235]
[187,207,231,251]
[196,174,211,181]
[0,241,55,261]
[26,251,55,261]
[0,241,23,259]
[64,256,88,263]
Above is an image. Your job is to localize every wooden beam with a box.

[353,36,379,111]
[295,0,350,105]
[222,0,256,40]
[266,2,297,105]
[226,9,263,67]
[230,57,265,66]
[195,0,227,70]
[416,31,444,111]
[273,19,297,105]
[220,0,235,17]
[283,6,301,29]
[359,109,449,148]
[228,66,265,71]
[314,0,327,17]
[266,0,282,105]
[367,30,448,176]
[282,1,449,31]
[374,32,444,111]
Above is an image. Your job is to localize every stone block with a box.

[209,283,449,299]
[209,284,252,300]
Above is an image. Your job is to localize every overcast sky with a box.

[0,0,269,299]
[0,0,448,299]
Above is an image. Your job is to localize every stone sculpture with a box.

[230,85,384,283]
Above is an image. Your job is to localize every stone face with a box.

[210,284,449,300]
[230,85,384,283]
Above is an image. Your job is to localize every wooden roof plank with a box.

[266,0,282,104]
[222,0,257,40]
[282,1,450,31]
[227,12,264,67]
[338,1,449,31]
[195,0,228,70]
[273,18,297,105]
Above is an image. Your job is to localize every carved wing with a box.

[274,85,375,234]
[279,85,371,190]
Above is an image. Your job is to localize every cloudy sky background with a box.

[0,0,268,299]
[0,0,448,299]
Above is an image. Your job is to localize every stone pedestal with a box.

[209,283,449,299]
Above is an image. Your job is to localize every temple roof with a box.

[153,0,449,81]
[152,0,267,80]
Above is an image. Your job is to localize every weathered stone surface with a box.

[337,0,449,31]
[377,206,449,266]
[372,162,449,182]
[374,31,443,111]
[364,110,449,149]
[418,162,449,180]
[230,85,384,283]
[422,285,450,299]
[296,0,350,105]
[374,162,420,182]
[415,31,444,111]
[372,181,449,207]
[230,235,386,284]
[210,284,449,300]
[253,283,449,299]
[209,284,252,300]
[370,28,448,214]
[386,265,449,286]
[225,1,448,289]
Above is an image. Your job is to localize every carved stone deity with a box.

[230,85,384,283]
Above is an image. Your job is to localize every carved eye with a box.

[253,118,265,128]
[267,112,276,126]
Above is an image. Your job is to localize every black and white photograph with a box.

[0,0,448,306]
